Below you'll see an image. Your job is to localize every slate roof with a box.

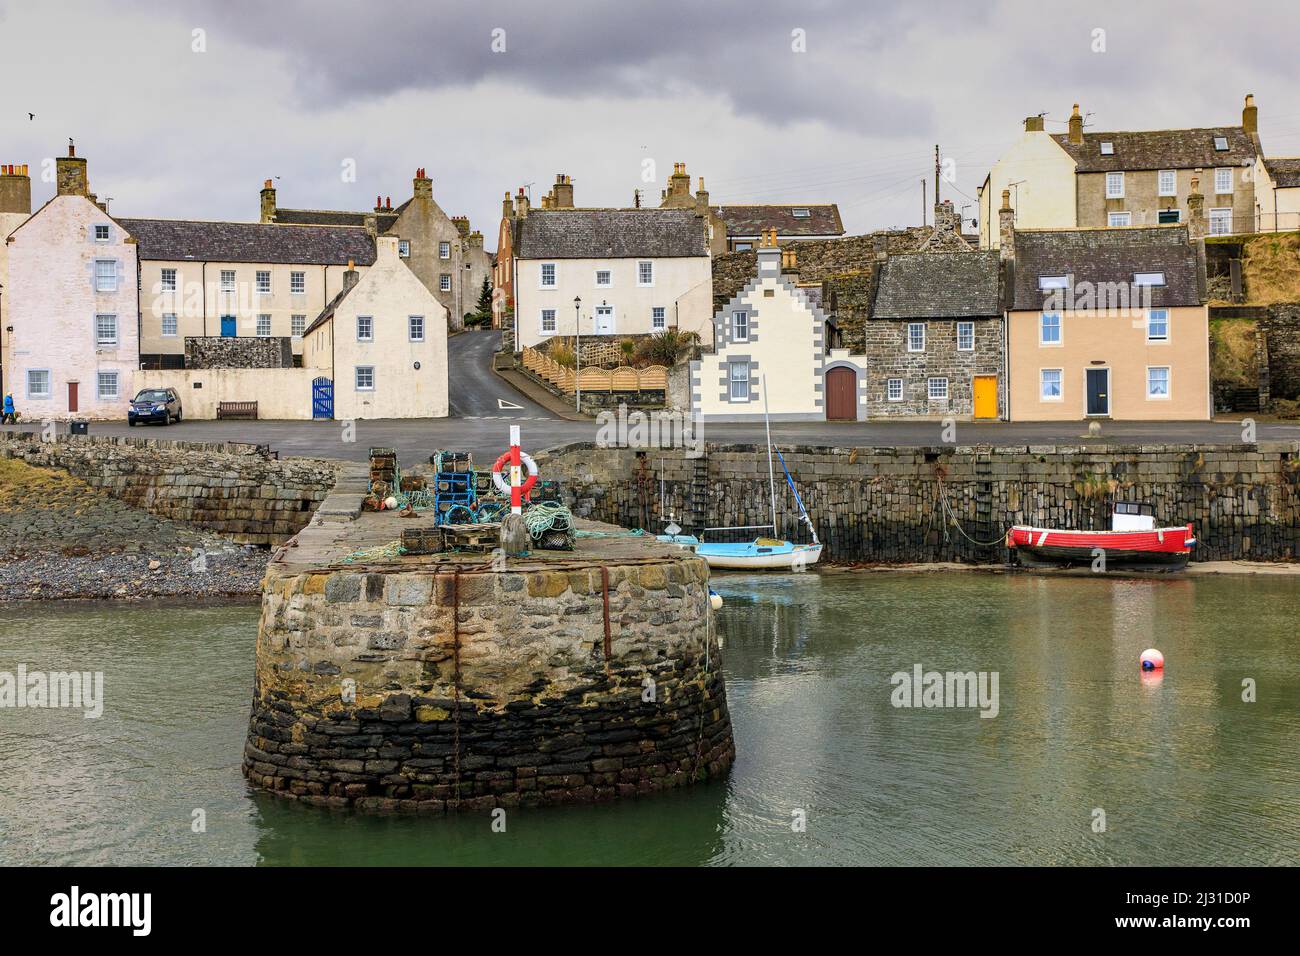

[119,218,376,265]
[1010,226,1203,310]
[1052,127,1258,173]
[515,208,707,259]
[872,251,1002,319]
[1264,157,1300,189]
[714,204,844,237]
[274,205,404,233]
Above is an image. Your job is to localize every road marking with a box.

[497,398,525,410]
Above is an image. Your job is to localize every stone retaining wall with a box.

[244,555,734,812]
[0,432,338,545]
[538,441,1300,563]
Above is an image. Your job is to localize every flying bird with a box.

[28,113,35,121]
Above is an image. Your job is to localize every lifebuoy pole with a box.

[509,425,523,515]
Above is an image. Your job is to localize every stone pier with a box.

[243,475,734,812]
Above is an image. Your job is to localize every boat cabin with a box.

[1112,501,1155,531]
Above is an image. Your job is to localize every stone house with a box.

[506,195,713,351]
[1003,192,1211,421]
[866,249,1005,419]
[5,146,139,419]
[691,233,838,421]
[0,163,33,401]
[1254,157,1300,233]
[124,214,376,369]
[264,170,492,331]
[301,236,448,420]
[979,95,1264,246]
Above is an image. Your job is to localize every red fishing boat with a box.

[1006,502,1196,571]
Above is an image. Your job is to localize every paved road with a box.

[447,329,557,421]
[6,417,1297,465]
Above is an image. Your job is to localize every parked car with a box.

[128,388,183,426]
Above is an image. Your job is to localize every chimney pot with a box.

[1068,103,1084,145]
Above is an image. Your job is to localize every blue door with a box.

[220,315,236,337]
[312,377,334,420]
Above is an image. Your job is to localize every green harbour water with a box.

[1,572,1297,866]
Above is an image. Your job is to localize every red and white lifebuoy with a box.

[492,437,538,511]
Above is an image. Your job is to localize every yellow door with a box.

[973,376,998,419]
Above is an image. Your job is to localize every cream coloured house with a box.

[511,207,712,350]
[5,151,139,420]
[301,236,448,420]
[1254,158,1300,233]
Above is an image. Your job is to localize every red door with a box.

[825,367,856,420]
[68,382,79,413]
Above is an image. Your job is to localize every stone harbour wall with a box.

[244,556,734,812]
[185,335,294,369]
[0,432,338,545]
[539,441,1300,563]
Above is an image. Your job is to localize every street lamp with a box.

[573,295,582,413]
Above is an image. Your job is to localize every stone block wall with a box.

[862,318,1004,418]
[1262,303,1300,401]
[538,441,1300,563]
[244,556,734,812]
[185,336,294,369]
[0,433,337,545]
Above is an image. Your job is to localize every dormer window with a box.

[1133,272,1166,287]
[1214,136,1229,151]
[791,207,811,218]
[1038,275,1070,290]
[1100,141,1114,155]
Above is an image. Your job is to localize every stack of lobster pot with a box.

[368,447,398,500]
[432,450,476,525]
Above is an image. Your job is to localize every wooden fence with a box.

[523,348,668,393]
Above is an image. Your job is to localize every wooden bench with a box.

[216,401,258,420]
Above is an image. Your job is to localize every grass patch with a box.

[0,458,104,513]
[1241,232,1300,305]
[1209,317,1258,387]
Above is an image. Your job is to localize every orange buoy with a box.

[1140,648,1165,671]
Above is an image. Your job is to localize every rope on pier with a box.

[936,478,1012,548]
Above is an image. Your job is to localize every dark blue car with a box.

[128,388,183,426]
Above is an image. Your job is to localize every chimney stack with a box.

[0,163,32,215]
[259,179,276,222]
[452,215,470,238]
[552,173,574,209]
[502,190,515,220]
[1242,93,1258,134]
[1186,177,1206,241]
[694,176,710,216]
[873,234,889,261]
[998,189,1016,260]
[413,167,433,200]
[56,139,89,197]
[1024,115,1044,132]
[343,259,359,291]
[1068,103,1084,145]
[515,188,529,219]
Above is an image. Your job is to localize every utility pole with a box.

[921,180,927,226]
[934,145,941,207]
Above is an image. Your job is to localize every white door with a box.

[594,305,615,335]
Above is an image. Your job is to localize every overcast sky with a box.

[3,0,1298,247]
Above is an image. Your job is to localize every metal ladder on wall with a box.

[973,450,995,548]
[686,453,710,534]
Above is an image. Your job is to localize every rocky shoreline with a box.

[0,546,267,602]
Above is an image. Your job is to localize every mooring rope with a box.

[935,478,1012,548]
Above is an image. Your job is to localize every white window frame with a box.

[256,270,271,294]
[160,267,177,293]
[886,378,903,402]
[651,306,666,331]
[1146,365,1171,400]
[95,313,118,348]
[161,313,178,337]
[732,310,749,342]
[355,366,375,391]
[792,207,811,218]
[26,369,51,400]
[595,269,612,288]
[408,315,425,342]
[1214,167,1233,194]
[220,270,237,294]
[1213,136,1229,151]
[540,309,557,334]
[96,370,119,401]
[1040,312,1062,346]
[291,314,306,338]
[439,274,452,292]
[290,271,306,295]
[927,377,949,401]
[1037,274,1069,290]
[356,315,373,342]
[539,263,557,288]
[637,261,654,287]
[1040,368,1063,402]
[256,314,272,337]
[93,224,110,242]
[1208,207,1233,235]
[956,321,975,352]
[1146,309,1169,342]
[728,362,750,402]
[1100,141,1114,155]
[1157,170,1176,196]
[95,259,117,292]
[1108,212,1132,227]
[1105,171,1125,198]
[399,239,411,258]
[438,241,450,260]
[907,322,925,353]
[1133,272,1166,287]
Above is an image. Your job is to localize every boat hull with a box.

[1007,525,1194,572]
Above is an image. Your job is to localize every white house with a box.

[511,208,713,350]
[6,147,139,420]
[301,235,448,420]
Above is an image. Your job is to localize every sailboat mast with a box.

[762,374,777,537]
